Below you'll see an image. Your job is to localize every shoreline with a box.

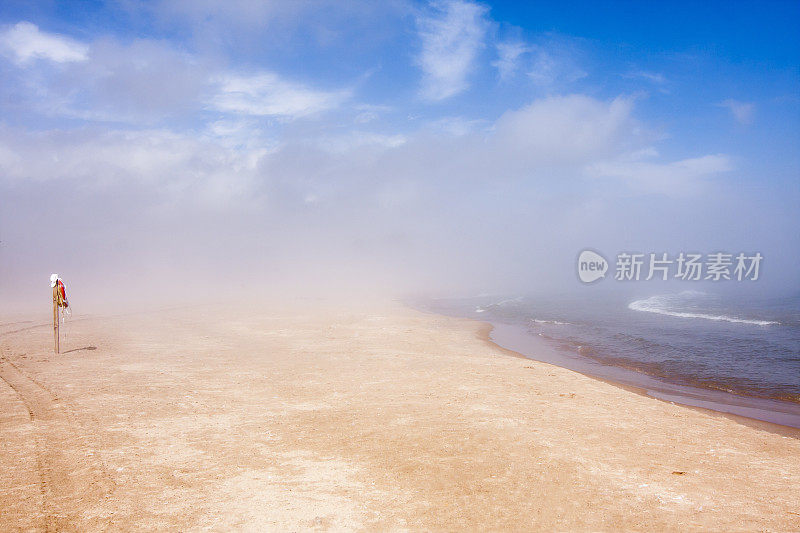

[473,319,800,438]
[412,300,800,431]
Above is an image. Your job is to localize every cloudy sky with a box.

[0,1,798,307]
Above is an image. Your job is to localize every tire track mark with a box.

[0,356,116,531]
[0,322,51,338]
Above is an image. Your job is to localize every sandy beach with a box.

[1,302,798,531]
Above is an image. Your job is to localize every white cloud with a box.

[0,89,725,204]
[492,40,527,81]
[211,72,350,119]
[0,22,88,64]
[719,99,755,125]
[627,71,667,85]
[152,0,292,27]
[587,153,733,195]
[527,46,586,87]
[353,103,393,124]
[149,0,380,34]
[423,115,486,137]
[0,34,211,125]
[0,27,351,126]
[492,95,638,164]
[0,127,262,208]
[140,1,408,61]
[415,0,489,101]
[317,131,407,154]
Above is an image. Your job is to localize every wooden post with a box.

[53,284,59,354]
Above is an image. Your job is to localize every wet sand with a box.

[1,303,798,531]
[484,321,800,429]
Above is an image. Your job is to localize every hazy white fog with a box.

[1,2,798,311]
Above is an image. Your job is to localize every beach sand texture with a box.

[1,304,798,531]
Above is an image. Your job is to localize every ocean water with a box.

[424,291,800,405]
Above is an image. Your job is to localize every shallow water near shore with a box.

[421,292,800,428]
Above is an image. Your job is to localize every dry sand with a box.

[1,302,798,531]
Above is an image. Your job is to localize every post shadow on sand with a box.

[62,346,97,354]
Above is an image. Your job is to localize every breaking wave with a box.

[475,296,524,313]
[628,293,779,326]
[531,319,572,326]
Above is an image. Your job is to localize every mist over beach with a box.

[1,1,799,531]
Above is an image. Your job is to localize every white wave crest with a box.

[628,295,779,326]
[475,296,524,313]
[531,319,571,326]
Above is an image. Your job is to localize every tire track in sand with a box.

[0,356,115,531]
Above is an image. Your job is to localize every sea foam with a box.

[628,294,779,326]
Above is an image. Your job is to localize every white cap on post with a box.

[50,273,59,287]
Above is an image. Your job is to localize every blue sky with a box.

[0,1,798,303]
